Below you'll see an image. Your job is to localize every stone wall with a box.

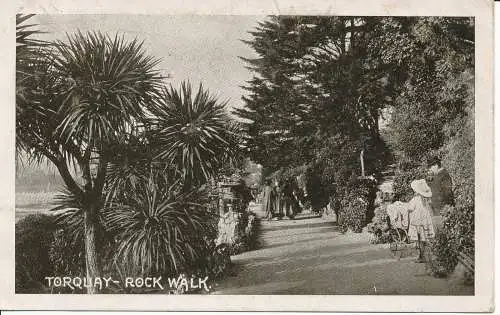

[215,209,258,255]
[215,210,241,246]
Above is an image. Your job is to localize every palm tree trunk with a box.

[82,155,107,294]
[84,203,100,294]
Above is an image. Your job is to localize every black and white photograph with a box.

[4,0,494,311]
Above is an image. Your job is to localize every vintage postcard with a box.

[0,0,494,312]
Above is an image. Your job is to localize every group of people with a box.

[389,156,454,263]
[258,156,454,266]
[261,178,303,220]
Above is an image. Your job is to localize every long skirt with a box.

[262,191,274,218]
[275,193,283,217]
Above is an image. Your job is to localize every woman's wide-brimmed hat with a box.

[410,179,432,198]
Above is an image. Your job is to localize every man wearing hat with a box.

[426,156,454,230]
[407,179,435,263]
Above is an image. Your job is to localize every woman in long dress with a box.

[407,179,435,263]
[261,180,275,220]
[274,180,283,219]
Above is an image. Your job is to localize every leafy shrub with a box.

[191,241,232,280]
[430,112,474,280]
[386,92,446,161]
[429,227,458,277]
[15,214,56,293]
[108,157,224,287]
[430,204,474,279]
[338,178,377,233]
[392,161,428,202]
[366,204,392,243]
[444,204,474,250]
[339,197,367,233]
[46,228,93,294]
[50,170,220,292]
[49,229,85,278]
[442,111,474,216]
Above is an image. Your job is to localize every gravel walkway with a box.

[211,216,473,295]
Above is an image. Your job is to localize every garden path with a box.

[211,215,473,295]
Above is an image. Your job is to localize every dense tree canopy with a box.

[376,17,474,161]
[236,16,394,184]
[237,16,474,227]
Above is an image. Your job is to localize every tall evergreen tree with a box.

[236,16,392,183]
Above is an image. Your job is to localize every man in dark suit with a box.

[427,157,454,218]
[282,178,299,219]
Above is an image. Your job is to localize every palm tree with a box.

[16,14,47,108]
[92,82,240,281]
[102,167,217,280]
[148,82,240,188]
[16,28,164,293]
[16,14,49,173]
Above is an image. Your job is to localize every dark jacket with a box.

[429,168,454,215]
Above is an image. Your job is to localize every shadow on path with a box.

[212,217,474,295]
[262,220,335,232]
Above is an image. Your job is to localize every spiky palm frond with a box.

[50,188,116,276]
[17,30,164,185]
[102,170,216,278]
[148,82,239,186]
[49,189,87,265]
[16,14,48,83]
[103,135,176,204]
[51,31,164,150]
[221,120,247,167]
[16,46,70,165]
[51,187,107,240]
[16,14,55,161]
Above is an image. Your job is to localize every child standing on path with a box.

[407,179,435,263]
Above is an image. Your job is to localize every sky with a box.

[32,14,264,110]
[19,15,265,176]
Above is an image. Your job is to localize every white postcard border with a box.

[0,0,493,312]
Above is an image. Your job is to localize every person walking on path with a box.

[262,179,275,220]
[427,156,454,230]
[407,179,435,263]
[274,180,283,219]
[282,178,299,219]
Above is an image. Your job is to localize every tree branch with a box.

[53,157,84,197]
[93,155,108,195]
[25,136,84,197]
[81,145,92,190]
